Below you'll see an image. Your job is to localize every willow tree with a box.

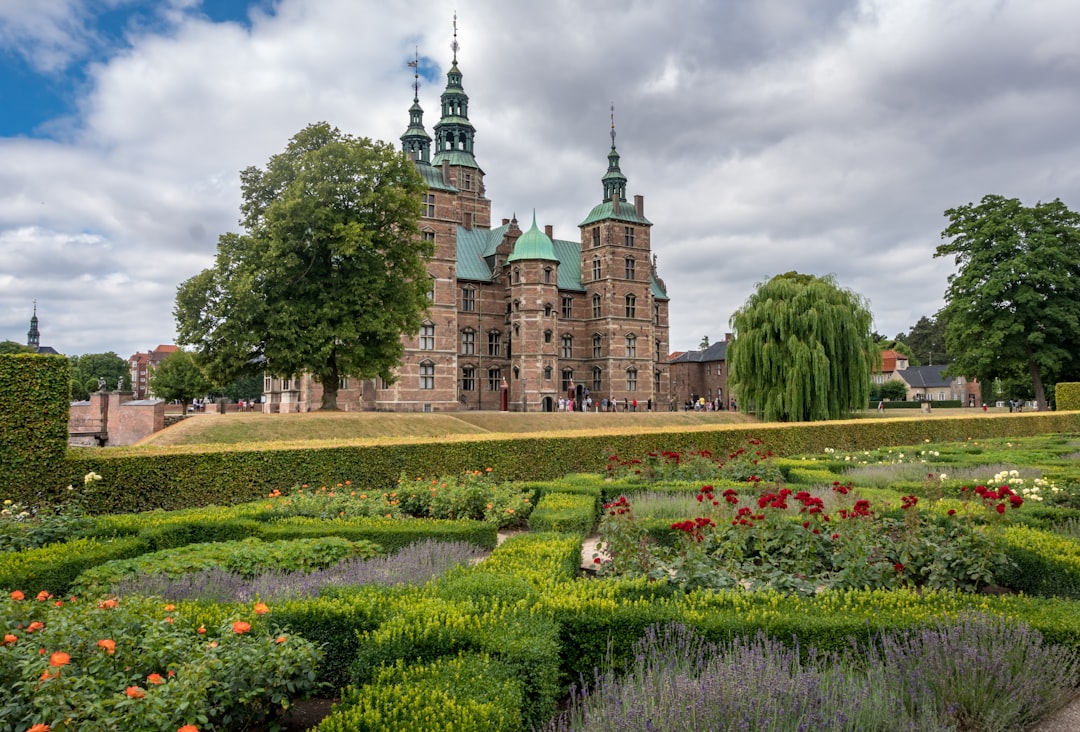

[727,272,875,421]
[175,122,430,410]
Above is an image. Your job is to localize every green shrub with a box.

[0,354,68,501]
[1057,382,1080,411]
[0,536,149,596]
[1000,525,1080,599]
[527,492,596,535]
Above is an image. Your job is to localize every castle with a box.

[264,38,669,412]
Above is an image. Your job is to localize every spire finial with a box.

[451,12,459,63]
[610,102,616,148]
[407,47,420,101]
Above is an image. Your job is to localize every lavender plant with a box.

[544,614,1080,732]
[112,539,486,602]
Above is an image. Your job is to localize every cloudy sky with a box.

[2,0,1079,359]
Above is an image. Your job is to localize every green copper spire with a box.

[432,13,479,168]
[27,300,39,348]
[401,47,432,164]
[508,211,559,263]
[601,103,627,203]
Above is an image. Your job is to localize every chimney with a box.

[725,332,733,342]
[634,195,644,218]
[544,224,553,239]
[502,218,510,225]
[612,197,620,215]
[441,159,450,185]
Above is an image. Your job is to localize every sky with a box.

[2,0,1080,360]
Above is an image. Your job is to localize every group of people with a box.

[556,396,654,412]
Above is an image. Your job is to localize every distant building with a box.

[128,345,178,399]
[25,303,60,355]
[668,335,732,410]
[897,365,980,406]
[265,34,670,412]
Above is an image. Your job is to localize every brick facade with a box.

[265,46,669,413]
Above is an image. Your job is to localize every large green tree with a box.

[728,272,875,421]
[175,122,431,410]
[936,195,1080,410]
[896,315,949,366]
[149,349,211,412]
[68,352,129,400]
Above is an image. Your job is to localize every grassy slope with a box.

[137,410,759,447]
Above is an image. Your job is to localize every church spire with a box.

[27,301,40,349]
[602,103,627,202]
[432,13,479,169]
[401,47,432,164]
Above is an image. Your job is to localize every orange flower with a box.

[10,590,24,601]
[36,591,51,602]
[275,635,287,644]
[39,670,55,682]
[98,598,119,609]
[28,724,50,732]
[253,602,269,615]
[232,621,251,634]
[196,625,206,635]
[345,480,352,485]
[163,604,176,611]
[97,639,116,654]
[53,600,63,608]
[49,652,70,667]
[178,726,199,732]
[147,673,165,685]
[360,494,367,499]
[126,686,145,699]
[208,641,218,648]
[26,621,44,633]
[486,467,493,472]
[3,633,16,645]
[164,617,174,624]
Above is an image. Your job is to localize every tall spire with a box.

[432,13,479,168]
[27,300,40,349]
[401,47,432,164]
[602,103,627,202]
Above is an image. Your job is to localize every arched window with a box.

[513,268,521,284]
[544,267,553,284]
[544,329,552,344]
[420,361,435,390]
[544,303,553,317]
[544,366,552,380]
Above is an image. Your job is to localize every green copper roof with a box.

[651,272,669,301]
[579,199,653,226]
[508,213,559,263]
[553,239,584,291]
[431,149,480,168]
[456,224,508,281]
[415,163,458,192]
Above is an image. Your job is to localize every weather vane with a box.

[610,102,616,147]
[407,46,420,99]
[451,12,459,62]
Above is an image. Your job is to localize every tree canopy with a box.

[0,341,34,355]
[68,352,129,401]
[895,315,950,366]
[727,272,875,421]
[148,349,211,410]
[936,195,1080,410]
[175,122,431,410]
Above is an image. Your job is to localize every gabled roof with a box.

[897,365,952,388]
[670,341,727,364]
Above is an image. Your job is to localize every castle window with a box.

[592,334,602,358]
[592,294,602,318]
[488,368,502,391]
[625,294,636,318]
[626,368,638,392]
[427,276,435,303]
[461,329,475,355]
[625,257,635,280]
[463,173,473,191]
[513,268,520,284]
[462,366,475,392]
[592,228,600,248]
[488,331,501,357]
[561,335,573,359]
[514,299,520,312]
[420,362,435,390]
[513,324,520,337]
[462,287,476,312]
[339,377,349,389]
[624,226,634,247]
[544,366,552,380]
[544,267,552,284]
[654,304,660,325]
[423,194,436,217]
[544,303,553,317]
[422,230,435,243]
[655,340,661,361]
[544,329,552,344]
[562,296,573,319]
[592,258,601,280]
[656,371,662,394]
[561,369,574,393]
[420,323,435,350]
[592,367,603,393]
[626,335,636,358]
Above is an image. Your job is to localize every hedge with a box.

[527,492,597,535]
[58,412,1080,515]
[1058,383,1080,411]
[0,353,68,498]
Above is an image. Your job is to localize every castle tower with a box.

[27,302,40,350]
[507,213,560,410]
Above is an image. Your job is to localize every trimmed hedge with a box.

[0,353,68,499]
[1000,525,1080,599]
[527,492,597,535]
[1058,383,1080,411]
[61,412,1080,514]
[0,536,149,596]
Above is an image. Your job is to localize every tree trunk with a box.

[320,358,340,411]
[1028,354,1048,411]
